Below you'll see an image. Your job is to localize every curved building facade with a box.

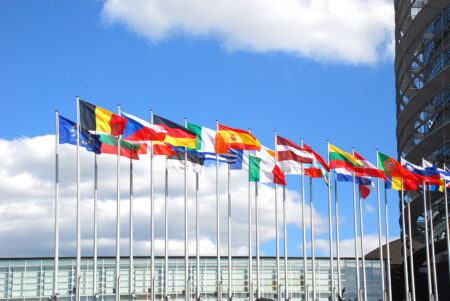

[395,0,449,299]
[0,257,384,301]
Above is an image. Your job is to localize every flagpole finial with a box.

[55,110,58,113]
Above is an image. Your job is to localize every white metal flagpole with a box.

[150,110,155,301]
[248,152,253,301]
[184,118,190,301]
[428,187,439,301]
[400,179,410,301]
[255,180,261,299]
[129,158,134,301]
[228,163,232,300]
[115,104,122,301]
[274,131,280,301]
[406,193,416,301]
[384,186,392,301]
[54,110,59,299]
[300,139,308,301]
[421,181,433,300]
[375,150,385,301]
[164,156,169,300]
[310,177,316,301]
[334,172,342,299]
[196,172,200,301]
[327,142,335,301]
[216,120,222,300]
[93,152,98,300]
[358,192,368,301]
[444,163,450,288]
[76,97,81,301]
[283,181,289,301]
[350,147,361,301]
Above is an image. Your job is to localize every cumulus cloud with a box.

[0,135,329,257]
[101,0,394,64]
[315,233,387,257]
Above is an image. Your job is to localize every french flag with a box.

[400,158,441,185]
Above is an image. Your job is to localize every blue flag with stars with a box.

[59,115,102,154]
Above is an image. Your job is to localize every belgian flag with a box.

[80,100,128,136]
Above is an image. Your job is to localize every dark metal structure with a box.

[395,0,449,299]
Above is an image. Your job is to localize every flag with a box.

[187,122,237,164]
[98,134,146,160]
[229,149,248,170]
[276,136,314,174]
[215,124,261,154]
[249,146,286,185]
[328,144,364,171]
[153,115,197,148]
[154,143,205,173]
[79,100,127,136]
[354,152,379,199]
[302,143,330,184]
[400,158,441,186]
[425,160,450,192]
[121,112,166,143]
[377,152,417,190]
[58,115,102,154]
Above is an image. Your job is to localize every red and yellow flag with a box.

[215,124,261,154]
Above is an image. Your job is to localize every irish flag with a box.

[249,146,286,185]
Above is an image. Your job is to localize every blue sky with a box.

[0,0,399,258]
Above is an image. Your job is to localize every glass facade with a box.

[0,257,384,301]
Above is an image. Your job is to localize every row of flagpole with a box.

[53,98,450,301]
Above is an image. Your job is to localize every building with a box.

[0,257,384,301]
[394,0,449,299]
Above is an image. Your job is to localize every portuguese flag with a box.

[377,152,417,190]
[99,134,146,160]
[80,100,128,136]
[328,143,363,171]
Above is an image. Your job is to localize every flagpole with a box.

[310,177,316,301]
[444,163,450,287]
[215,121,222,300]
[406,193,416,301]
[274,131,280,301]
[248,155,253,301]
[350,147,361,301]
[93,152,98,300]
[327,142,335,301]
[75,96,81,301]
[129,157,134,301]
[150,110,155,301]
[164,156,169,300]
[400,179,410,301]
[227,163,232,300]
[422,182,433,300]
[375,150,385,301]
[280,186,287,301]
[115,104,122,301]
[54,110,59,300]
[384,186,392,301]
[196,172,200,301]
[184,118,190,301]
[428,187,439,301]
[300,139,308,301]
[358,191,368,301]
[255,180,261,299]
[334,172,341,299]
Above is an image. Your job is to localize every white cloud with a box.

[315,233,389,257]
[0,135,328,257]
[101,0,394,64]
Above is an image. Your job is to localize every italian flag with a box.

[186,122,216,153]
[249,146,286,185]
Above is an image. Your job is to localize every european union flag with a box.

[59,115,102,154]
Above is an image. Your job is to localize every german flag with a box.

[215,124,260,154]
[153,115,197,148]
[80,100,128,136]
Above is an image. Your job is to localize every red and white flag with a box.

[276,136,314,174]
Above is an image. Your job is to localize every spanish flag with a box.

[153,115,197,148]
[80,100,128,136]
[215,124,261,154]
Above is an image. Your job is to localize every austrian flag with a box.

[276,136,314,174]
